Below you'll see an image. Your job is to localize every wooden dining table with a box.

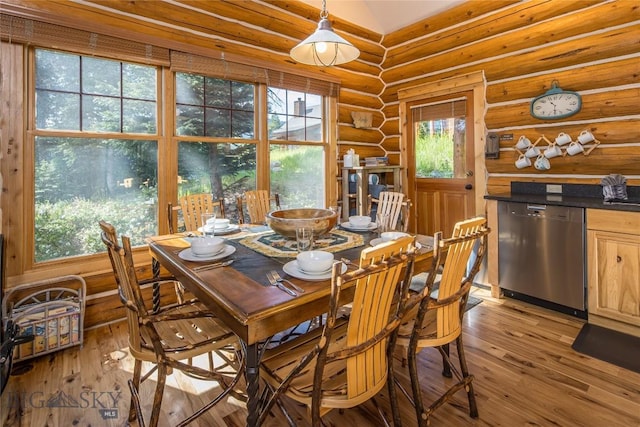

[147,227,435,426]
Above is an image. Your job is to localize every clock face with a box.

[530,91,581,119]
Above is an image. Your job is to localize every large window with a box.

[34,49,158,261]
[29,47,332,262]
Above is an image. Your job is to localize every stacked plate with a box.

[283,260,347,281]
[341,215,376,232]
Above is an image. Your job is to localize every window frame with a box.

[21,45,337,272]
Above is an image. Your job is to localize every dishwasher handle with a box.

[527,204,546,211]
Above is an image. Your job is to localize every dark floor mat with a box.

[571,323,640,374]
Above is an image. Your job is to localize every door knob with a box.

[465,184,473,190]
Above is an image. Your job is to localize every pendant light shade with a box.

[290,1,360,66]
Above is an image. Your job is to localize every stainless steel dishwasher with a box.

[498,201,586,317]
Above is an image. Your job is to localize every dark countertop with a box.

[484,182,640,213]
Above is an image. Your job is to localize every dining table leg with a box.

[245,342,261,426]
[151,258,161,313]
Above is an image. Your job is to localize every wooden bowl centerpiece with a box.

[266,208,338,238]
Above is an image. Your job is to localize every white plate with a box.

[178,245,236,262]
[197,224,240,235]
[340,221,377,232]
[283,260,347,281]
[370,238,422,250]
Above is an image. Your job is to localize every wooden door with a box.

[407,92,476,236]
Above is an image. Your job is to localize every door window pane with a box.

[412,98,467,179]
[35,137,158,262]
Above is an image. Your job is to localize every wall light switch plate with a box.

[547,184,562,194]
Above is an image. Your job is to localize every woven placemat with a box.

[238,229,365,258]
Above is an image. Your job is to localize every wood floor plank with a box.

[2,289,639,426]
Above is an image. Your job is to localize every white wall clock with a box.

[530,81,582,120]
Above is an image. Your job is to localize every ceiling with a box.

[298,0,467,34]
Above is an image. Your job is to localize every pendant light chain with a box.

[320,0,328,19]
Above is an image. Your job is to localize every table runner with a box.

[238,229,364,258]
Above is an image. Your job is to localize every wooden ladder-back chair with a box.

[237,190,280,224]
[369,191,412,232]
[168,193,226,302]
[168,193,226,234]
[258,235,417,426]
[392,216,490,426]
[99,221,244,427]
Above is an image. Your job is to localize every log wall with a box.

[380,0,640,195]
[2,0,639,328]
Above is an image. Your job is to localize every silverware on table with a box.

[269,270,305,293]
[265,272,297,296]
[193,259,234,272]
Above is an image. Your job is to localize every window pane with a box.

[178,142,257,224]
[232,81,254,110]
[268,88,287,114]
[205,107,230,137]
[205,77,229,107]
[305,117,322,142]
[305,94,322,118]
[232,110,254,138]
[270,145,324,209]
[82,95,120,132]
[124,99,157,133]
[268,113,288,140]
[35,50,79,92]
[36,92,80,130]
[82,57,120,96]
[123,63,156,101]
[176,105,204,136]
[176,73,204,105]
[34,137,158,262]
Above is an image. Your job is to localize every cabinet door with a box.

[588,229,640,326]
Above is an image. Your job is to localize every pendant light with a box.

[290,0,360,66]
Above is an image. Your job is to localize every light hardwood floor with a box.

[2,287,639,426]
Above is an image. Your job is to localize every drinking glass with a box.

[201,213,216,236]
[296,227,314,252]
[376,212,391,236]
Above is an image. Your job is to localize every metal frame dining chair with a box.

[99,221,244,427]
[237,190,280,224]
[391,216,490,426]
[258,235,417,426]
[368,191,412,232]
[168,193,226,234]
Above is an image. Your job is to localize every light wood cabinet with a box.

[587,209,640,337]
